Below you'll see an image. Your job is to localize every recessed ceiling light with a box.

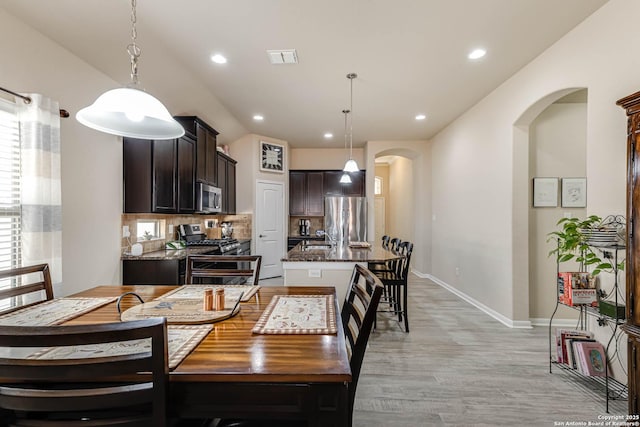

[253,115,264,121]
[468,48,486,60]
[415,114,427,121]
[324,133,333,139]
[211,54,227,64]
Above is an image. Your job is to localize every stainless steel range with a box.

[178,224,240,253]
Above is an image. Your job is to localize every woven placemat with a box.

[157,285,260,302]
[0,297,117,326]
[121,298,240,324]
[252,295,336,335]
[28,324,212,370]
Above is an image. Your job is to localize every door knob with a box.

[259,234,266,238]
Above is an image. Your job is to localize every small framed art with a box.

[532,177,558,207]
[561,178,587,208]
[260,141,284,173]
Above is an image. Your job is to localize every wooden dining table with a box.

[65,285,351,426]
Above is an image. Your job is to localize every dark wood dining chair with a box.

[0,317,169,426]
[0,264,53,316]
[216,265,383,427]
[185,255,262,286]
[374,241,413,332]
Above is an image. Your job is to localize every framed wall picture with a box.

[532,177,558,207]
[561,178,587,208]
[260,141,284,173]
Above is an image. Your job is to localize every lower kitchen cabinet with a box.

[122,259,184,285]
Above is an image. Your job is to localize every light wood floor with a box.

[354,274,628,426]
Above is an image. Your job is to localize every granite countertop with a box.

[122,239,252,261]
[282,242,401,263]
[122,247,215,261]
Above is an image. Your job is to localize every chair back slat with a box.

[0,318,168,426]
[0,264,53,316]
[185,255,262,286]
[341,264,383,415]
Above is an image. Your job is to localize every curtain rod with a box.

[0,86,69,118]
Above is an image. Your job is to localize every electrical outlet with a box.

[122,225,130,238]
[168,224,174,235]
[308,269,321,278]
[455,267,460,276]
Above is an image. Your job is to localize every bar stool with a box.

[374,241,413,332]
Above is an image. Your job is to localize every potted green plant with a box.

[547,215,624,276]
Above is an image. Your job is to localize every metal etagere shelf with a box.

[548,215,628,413]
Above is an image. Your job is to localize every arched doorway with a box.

[369,143,429,275]
[512,87,587,323]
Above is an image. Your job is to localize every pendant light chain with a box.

[349,75,354,160]
[343,109,350,162]
[127,0,141,86]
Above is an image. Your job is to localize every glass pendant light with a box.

[76,0,184,140]
[342,73,359,173]
[340,109,352,184]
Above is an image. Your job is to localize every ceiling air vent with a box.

[267,49,298,64]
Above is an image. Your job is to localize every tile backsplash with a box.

[121,213,252,254]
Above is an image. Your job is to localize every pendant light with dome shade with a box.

[340,109,352,184]
[342,73,359,173]
[76,0,184,140]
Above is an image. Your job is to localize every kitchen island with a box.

[281,241,400,305]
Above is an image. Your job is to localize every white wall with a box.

[290,148,364,170]
[429,0,633,322]
[388,157,414,242]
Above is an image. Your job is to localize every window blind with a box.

[0,99,21,278]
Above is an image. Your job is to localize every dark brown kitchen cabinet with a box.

[289,171,324,216]
[174,116,218,186]
[123,135,196,213]
[122,259,182,285]
[324,170,365,197]
[617,90,640,414]
[289,172,306,215]
[217,152,237,214]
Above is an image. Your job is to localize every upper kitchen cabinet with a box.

[174,116,218,186]
[123,135,196,213]
[289,171,324,216]
[323,170,366,197]
[217,152,237,214]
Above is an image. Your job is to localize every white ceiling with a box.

[0,0,607,148]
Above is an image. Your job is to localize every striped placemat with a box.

[252,295,337,335]
[157,285,260,303]
[27,324,212,370]
[0,297,117,326]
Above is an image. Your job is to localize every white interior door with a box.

[255,181,284,279]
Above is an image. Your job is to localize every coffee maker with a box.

[298,219,310,236]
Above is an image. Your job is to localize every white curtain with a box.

[16,94,62,292]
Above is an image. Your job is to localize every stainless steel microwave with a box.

[196,183,222,213]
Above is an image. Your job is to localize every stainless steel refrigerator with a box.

[324,196,367,243]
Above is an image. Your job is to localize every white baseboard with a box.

[412,270,532,329]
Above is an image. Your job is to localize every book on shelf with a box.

[557,272,598,307]
[568,337,596,370]
[555,328,594,364]
[573,341,607,377]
